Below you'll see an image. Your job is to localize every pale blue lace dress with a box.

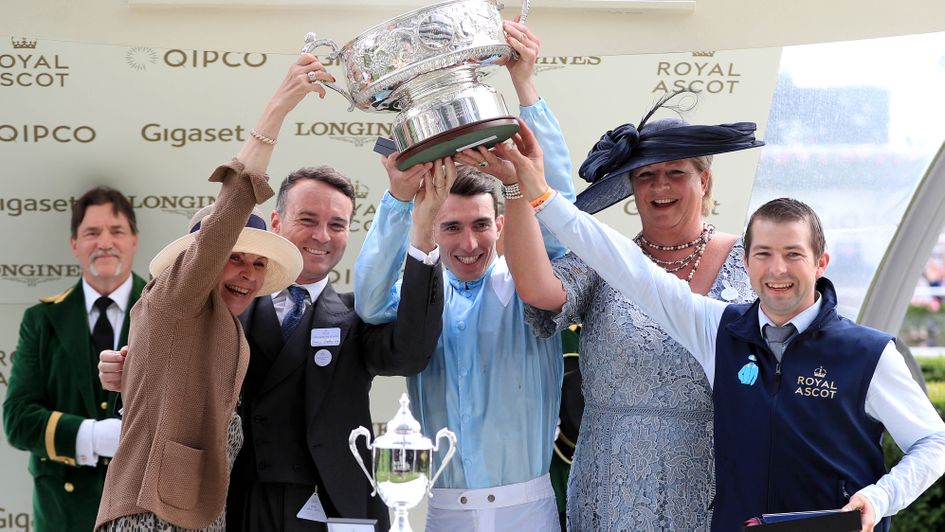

[526,240,754,531]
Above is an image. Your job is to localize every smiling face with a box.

[70,203,138,294]
[216,252,268,315]
[434,193,504,282]
[745,218,829,325]
[630,159,709,235]
[271,179,352,284]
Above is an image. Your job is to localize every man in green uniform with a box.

[3,186,146,531]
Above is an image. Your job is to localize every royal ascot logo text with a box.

[0,124,96,143]
[1,37,70,88]
[294,121,394,148]
[349,180,374,233]
[651,52,742,95]
[0,346,17,390]
[141,123,247,148]
[0,264,81,287]
[0,195,215,217]
[794,366,838,399]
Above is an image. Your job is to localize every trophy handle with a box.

[427,428,458,497]
[348,426,379,497]
[301,32,357,111]
[519,0,531,24]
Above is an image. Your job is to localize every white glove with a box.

[91,418,122,458]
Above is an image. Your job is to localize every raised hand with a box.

[455,146,515,185]
[382,152,432,202]
[503,18,540,105]
[492,118,548,201]
[411,158,457,253]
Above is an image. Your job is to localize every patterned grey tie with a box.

[763,323,797,362]
[281,286,309,340]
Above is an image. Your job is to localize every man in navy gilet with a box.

[513,165,945,531]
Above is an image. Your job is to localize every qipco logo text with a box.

[163,49,267,69]
[0,125,96,143]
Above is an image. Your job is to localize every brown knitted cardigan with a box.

[96,160,271,529]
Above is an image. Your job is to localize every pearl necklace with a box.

[635,223,715,283]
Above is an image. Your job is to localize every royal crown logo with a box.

[691,51,716,57]
[353,180,370,200]
[12,37,37,49]
[814,366,827,378]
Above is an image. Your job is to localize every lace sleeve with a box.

[525,252,598,337]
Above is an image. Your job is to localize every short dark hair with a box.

[71,186,137,239]
[451,166,499,217]
[744,197,826,258]
[275,166,356,219]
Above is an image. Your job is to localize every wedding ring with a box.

[307,71,318,83]
[479,160,489,168]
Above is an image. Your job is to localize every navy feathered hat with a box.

[575,93,765,214]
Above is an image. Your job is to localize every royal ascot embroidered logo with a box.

[0,264,81,287]
[126,47,158,71]
[294,121,394,148]
[737,354,759,385]
[794,365,838,399]
[1,38,71,88]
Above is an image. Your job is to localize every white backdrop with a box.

[0,33,780,530]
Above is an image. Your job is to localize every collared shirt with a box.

[76,275,134,466]
[353,98,576,489]
[270,278,328,324]
[82,275,134,350]
[536,193,945,520]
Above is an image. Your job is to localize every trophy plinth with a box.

[349,394,457,532]
[303,0,530,170]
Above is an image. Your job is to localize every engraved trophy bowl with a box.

[349,393,457,532]
[303,0,530,169]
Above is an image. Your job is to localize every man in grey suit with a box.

[227,165,446,531]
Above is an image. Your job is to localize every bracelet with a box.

[533,191,557,213]
[502,182,524,200]
[250,128,277,145]
[529,187,554,208]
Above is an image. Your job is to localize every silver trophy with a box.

[302,0,530,169]
[349,393,457,532]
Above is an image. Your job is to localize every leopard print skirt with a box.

[99,411,244,532]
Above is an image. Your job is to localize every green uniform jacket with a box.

[3,274,146,532]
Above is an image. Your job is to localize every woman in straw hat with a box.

[461,91,763,530]
[93,54,328,531]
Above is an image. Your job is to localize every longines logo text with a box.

[0,124,95,143]
[652,55,742,94]
[0,264,81,287]
[295,121,394,147]
[0,195,215,217]
[163,49,267,69]
[141,123,246,147]
[1,38,71,88]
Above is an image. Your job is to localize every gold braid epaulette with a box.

[39,287,73,304]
